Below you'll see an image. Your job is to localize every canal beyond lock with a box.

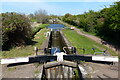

[47,24,69,55]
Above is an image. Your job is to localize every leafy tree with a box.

[62,13,77,26]
[61,2,120,46]
[100,2,120,45]
[2,12,32,50]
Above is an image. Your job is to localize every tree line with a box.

[61,2,120,46]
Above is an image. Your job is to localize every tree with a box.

[62,13,77,26]
[2,12,32,50]
[101,2,120,45]
[34,9,49,23]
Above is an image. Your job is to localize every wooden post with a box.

[34,47,38,56]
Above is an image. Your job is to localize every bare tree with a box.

[28,13,34,19]
[34,9,48,24]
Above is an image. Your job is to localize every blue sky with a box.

[1,1,118,15]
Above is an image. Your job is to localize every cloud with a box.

[1,0,120,2]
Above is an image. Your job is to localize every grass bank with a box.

[62,29,117,56]
[32,24,49,37]
[1,24,49,58]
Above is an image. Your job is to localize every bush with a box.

[2,12,32,50]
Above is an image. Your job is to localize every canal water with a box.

[47,24,67,55]
[47,24,66,30]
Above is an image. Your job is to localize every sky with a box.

[1,0,120,15]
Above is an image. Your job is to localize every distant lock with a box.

[68,47,76,54]
[71,47,76,54]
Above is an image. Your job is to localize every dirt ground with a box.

[2,63,43,78]
[82,62,119,78]
[1,61,118,79]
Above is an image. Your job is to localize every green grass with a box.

[62,29,117,56]
[30,19,36,22]
[73,69,79,79]
[32,24,49,36]
[1,28,49,58]
[33,28,48,48]
[39,24,49,29]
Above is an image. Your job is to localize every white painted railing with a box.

[92,56,119,62]
[1,57,29,64]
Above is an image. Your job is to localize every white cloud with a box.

[1,0,120,2]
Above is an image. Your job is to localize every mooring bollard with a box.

[34,47,38,56]
[45,32,50,37]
